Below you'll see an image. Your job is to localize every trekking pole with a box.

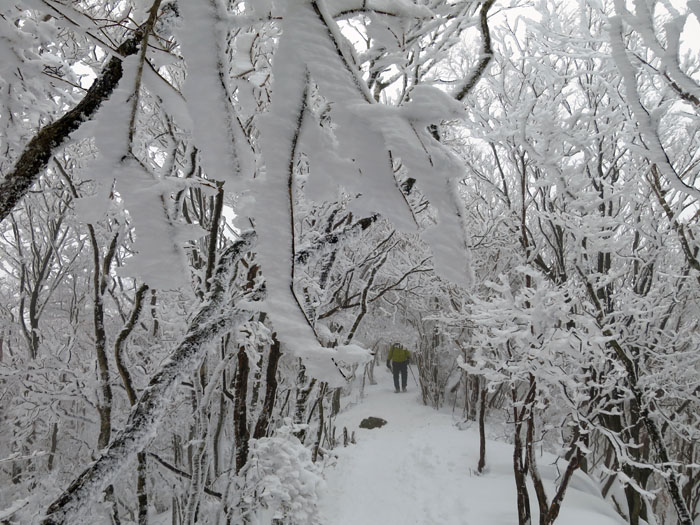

[409,364,419,386]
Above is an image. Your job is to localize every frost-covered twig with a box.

[454,0,495,101]
[311,0,375,104]
[287,69,319,339]
[613,0,700,108]
[609,15,700,202]
[147,453,222,499]
[294,214,379,264]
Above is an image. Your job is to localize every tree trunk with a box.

[542,451,580,525]
[524,380,549,525]
[293,362,316,442]
[312,383,328,462]
[136,452,148,525]
[42,232,257,525]
[512,387,531,525]
[477,385,487,474]
[331,388,341,417]
[233,346,250,474]
[114,281,149,523]
[253,337,282,439]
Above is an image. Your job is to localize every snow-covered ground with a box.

[319,369,625,525]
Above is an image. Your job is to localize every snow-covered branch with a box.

[0,31,143,223]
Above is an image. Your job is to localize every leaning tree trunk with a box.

[42,232,257,525]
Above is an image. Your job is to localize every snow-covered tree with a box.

[1,0,698,524]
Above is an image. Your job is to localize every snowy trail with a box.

[318,369,625,525]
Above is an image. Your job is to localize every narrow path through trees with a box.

[318,372,625,525]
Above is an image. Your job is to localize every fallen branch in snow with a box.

[42,231,258,525]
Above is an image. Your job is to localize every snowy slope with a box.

[319,370,624,525]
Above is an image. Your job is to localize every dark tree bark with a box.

[525,398,582,525]
[47,423,59,473]
[454,0,496,101]
[0,33,144,223]
[512,385,533,525]
[114,284,150,406]
[252,337,282,439]
[135,451,148,525]
[312,383,328,463]
[293,365,316,443]
[477,385,487,474]
[233,345,250,474]
[536,446,580,525]
[113,283,149,525]
[204,184,225,292]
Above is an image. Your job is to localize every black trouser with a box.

[392,361,408,391]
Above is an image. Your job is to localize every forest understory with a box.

[1,0,699,524]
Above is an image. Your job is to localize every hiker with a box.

[386,342,411,393]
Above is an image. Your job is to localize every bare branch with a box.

[454,0,496,101]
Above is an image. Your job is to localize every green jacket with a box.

[388,344,410,363]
